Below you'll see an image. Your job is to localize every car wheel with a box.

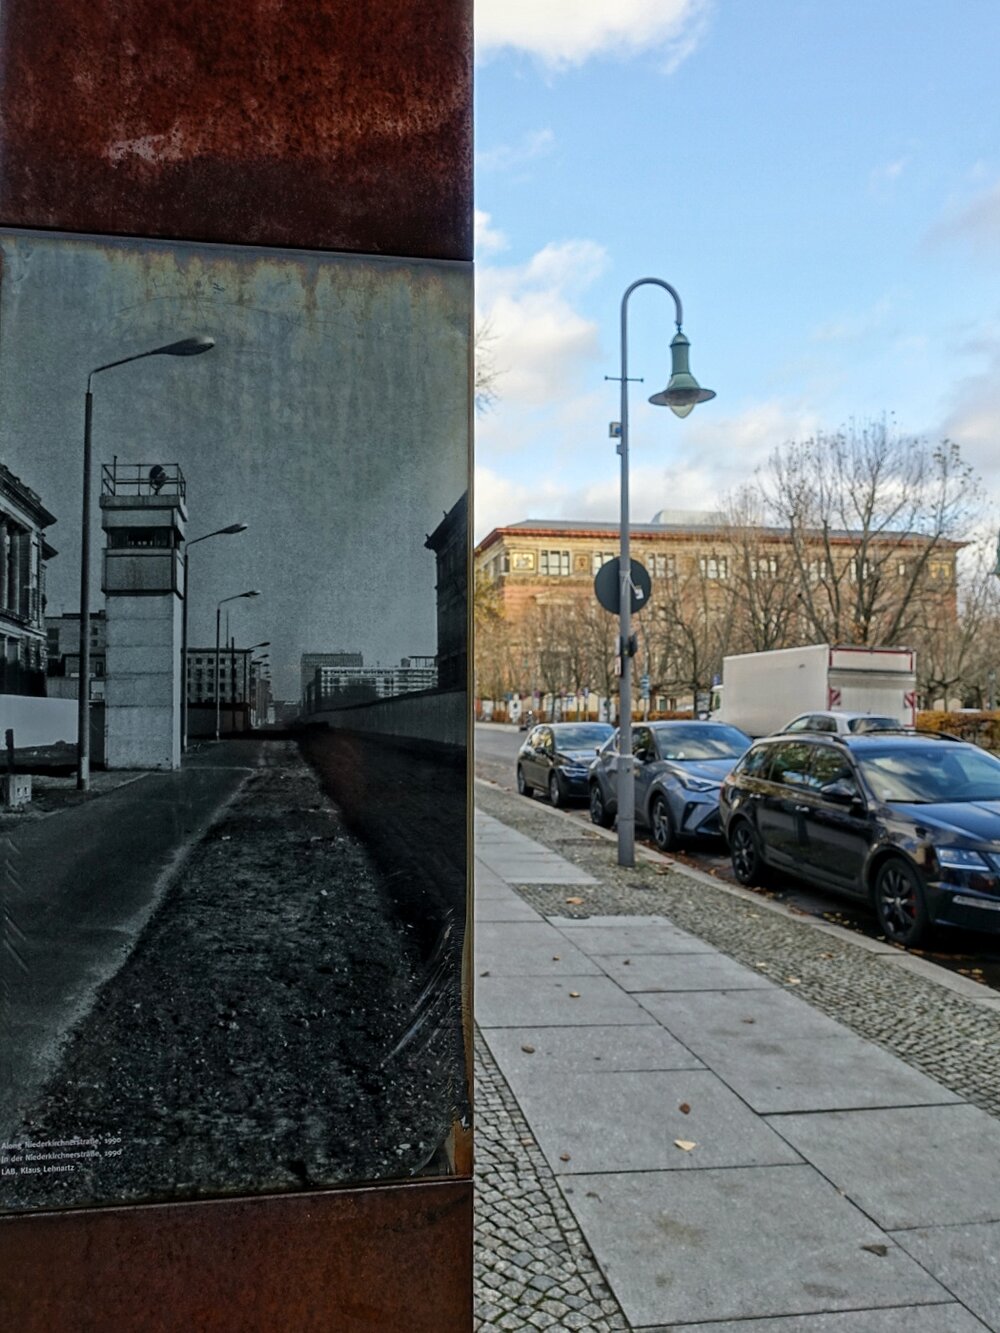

[650,793,678,852]
[516,766,533,798]
[729,818,764,887]
[589,782,613,828]
[548,772,564,808]
[874,856,930,948]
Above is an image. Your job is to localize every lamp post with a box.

[77,335,214,790]
[215,591,259,740]
[612,279,714,866]
[181,522,248,752]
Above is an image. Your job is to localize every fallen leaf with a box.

[565,896,584,905]
[552,955,561,961]
[623,958,631,966]
[559,1153,572,1162]
[521,1044,536,1054]
[861,1243,888,1257]
[674,1139,697,1152]
[569,991,581,999]
[480,970,490,977]
[679,1102,691,1115]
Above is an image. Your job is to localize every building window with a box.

[699,555,728,580]
[592,550,616,574]
[897,560,909,578]
[847,559,872,583]
[808,559,829,582]
[750,555,778,579]
[540,549,571,576]
[649,553,676,578]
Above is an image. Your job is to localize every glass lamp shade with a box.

[648,330,715,417]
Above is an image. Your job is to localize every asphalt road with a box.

[475,722,1000,991]
[0,741,259,1138]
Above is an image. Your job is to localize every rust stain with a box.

[0,1,471,259]
[0,1179,472,1331]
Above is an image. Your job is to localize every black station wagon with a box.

[718,731,1000,947]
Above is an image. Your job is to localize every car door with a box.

[754,740,816,867]
[631,725,657,815]
[523,726,549,787]
[793,744,873,892]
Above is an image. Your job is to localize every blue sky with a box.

[474,0,1000,541]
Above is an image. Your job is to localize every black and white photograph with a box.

[0,230,470,1214]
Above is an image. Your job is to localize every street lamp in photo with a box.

[77,335,215,790]
[181,522,248,752]
[610,279,714,867]
[215,591,260,740]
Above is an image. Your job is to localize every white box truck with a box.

[711,644,917,737]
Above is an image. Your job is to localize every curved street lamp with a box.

[181,522,248,752]
[613,279,714,866]
[77,335,215,789]
[215,590,259,740]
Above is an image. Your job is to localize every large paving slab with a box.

[474,812,596,884]
[475,973,655,1028]
[548,916,717,955]
[678,1304,990,1331]
[771,1104,1000,1230]
[894,1222,1000,1332]
[482,1023,704,1076]
[640,987,962,1113]
[475,895,543,922]
[474,921,602,976]
[557,1164,949,1328]
[594,950,773,992]
[492,1068,802,1175]
[474,862,521,898]
[560,1162,949,1327]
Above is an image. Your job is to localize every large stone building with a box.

[475,509,962,713]
[0,463,57,697]
[45,610,107,700]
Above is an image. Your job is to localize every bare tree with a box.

[475,320,501,416]
[752,420,981,646]
[913,539,1000,707]
[723,486,801,651]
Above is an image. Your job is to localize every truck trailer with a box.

[711,643,917,737]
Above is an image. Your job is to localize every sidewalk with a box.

[474,789,1000,1331]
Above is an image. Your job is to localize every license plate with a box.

[952,895,1000,912]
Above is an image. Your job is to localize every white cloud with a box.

[869,157,908,191]
[475,209,509,258]
[477,237,608,407]
[476,128,555,174]
[475,0,711,70]
[927,179,1000,256]
[937,340,1000,494]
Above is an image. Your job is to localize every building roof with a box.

[0,462,57,528]
[476,516,965,555]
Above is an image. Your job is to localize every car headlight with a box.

[676,772,720,794]
[932,847,1000,895]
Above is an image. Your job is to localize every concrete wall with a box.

[0,694,76,747]
[309,688,466,749]
[105,595,182,769]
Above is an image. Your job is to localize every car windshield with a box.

[855,743,1000,803]
[553,725,612,749]
[847,716,898,733]
[653,724,750,761]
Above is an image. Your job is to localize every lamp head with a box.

[223,523,249,535]
[158,336,215,357]
[648,330,715,418]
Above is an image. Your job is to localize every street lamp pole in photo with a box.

[77,335,214,790]
[181,523,248,752]
[612,279,714,867]
[215,591,259,740]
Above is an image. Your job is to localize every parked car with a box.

[588,721,752,849]
[516,721,614,806]
[779,710,902,735]
[719,730,1000,947]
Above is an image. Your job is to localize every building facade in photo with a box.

[0,463,57,697]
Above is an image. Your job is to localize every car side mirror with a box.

[821,779,861,807]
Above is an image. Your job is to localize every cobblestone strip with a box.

[475,781,1000,1120]
[474,1030,631,1332]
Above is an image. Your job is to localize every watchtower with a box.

[99,461,186,768]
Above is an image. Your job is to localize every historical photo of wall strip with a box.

[0,230,469,1213]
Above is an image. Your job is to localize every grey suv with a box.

[589,721,751,850]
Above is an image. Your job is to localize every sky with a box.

[1,234,467,701]
[473,0,1000,543]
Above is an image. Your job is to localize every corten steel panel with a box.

[0,1179,472,1332]
[0,1,471,260]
